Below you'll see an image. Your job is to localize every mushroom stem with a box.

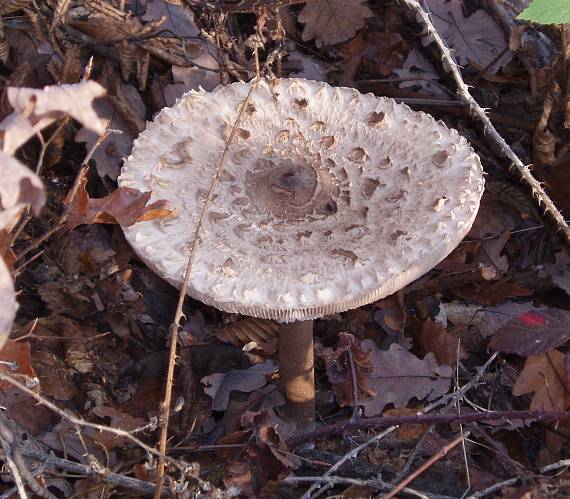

[278,320,315,432]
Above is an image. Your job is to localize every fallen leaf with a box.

[247,425,300,481]
[321,332,375,408]
[454,278,532,306]
[216,318,278,356]
[0,339,36,390]
[33,349,79,401]
[142,0,199,38]
[323,334,454,415]
[0,258,17,348]
[224,460,257,496]
[490,308,570,356]
[202,361,277,411]
[5,81,107,153]
[0,152,45,227]
[409,317,467,366]
[394,48,446,97]
[361,342,453,416]
[384,408,427,440]
[512,350,570,411]
[77,80,145,181]
[423,0,511,72]
[298,0,373,47]
[163,47,220,106]
[65,171,175,229]
[91,406,146,449]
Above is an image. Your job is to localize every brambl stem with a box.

[278,320,315,432]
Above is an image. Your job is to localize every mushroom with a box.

[118,78,484,432]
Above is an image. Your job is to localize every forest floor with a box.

[2,0,570,497]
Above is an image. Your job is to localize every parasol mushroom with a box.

[118,78,484,432]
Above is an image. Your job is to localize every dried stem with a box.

[398,0,570,243]
[300,426,396,499]
[288,409,570,448]
[153,80,260,497]
[0,412,55,499]
[385,431,468,499]
[17,447,165,497]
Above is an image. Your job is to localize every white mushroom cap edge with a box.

[118,78,484,323]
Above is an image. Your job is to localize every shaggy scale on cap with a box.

[118,78,484,322]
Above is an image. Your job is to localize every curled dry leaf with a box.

[215,318,278,356]
[4,81,106,154]
[321,332,375,408]
[0,0,32,15]
[298,0,373,47]
[409,317,467,366]
[65,170,176,229]
[490,308,570,357]
[513,350,570,411]
[201,360,277,411]
[247,425,300,481]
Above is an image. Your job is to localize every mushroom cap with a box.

[119,78,484,322]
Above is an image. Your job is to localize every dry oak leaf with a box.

[490,308,570,357]
[513,350,570,411]
[5,81,107,154]
[409,317,467,367]
[65,171,175,229]
[298,0,373,47]
[361,342,453,416]
[423,0,511,71]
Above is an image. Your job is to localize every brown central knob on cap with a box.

[270,165,316,202]
[246,158,338,222]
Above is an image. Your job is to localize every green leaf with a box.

[518,0,570,24]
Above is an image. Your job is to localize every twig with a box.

[398,0,570,243]
[540,458,570,474]
[288,409,570,448]
[385,431,468,499]
[0,413,54,499]
[391,427,433,484]
[295,354,499,496]
[422,353,498,413]
[16,447,165,497]
[285,475,455,499]
[467,476,522,498]
[0,372,215,494]
[299,427,396,499]
[0,436,28,499]
[152,79,260,497]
